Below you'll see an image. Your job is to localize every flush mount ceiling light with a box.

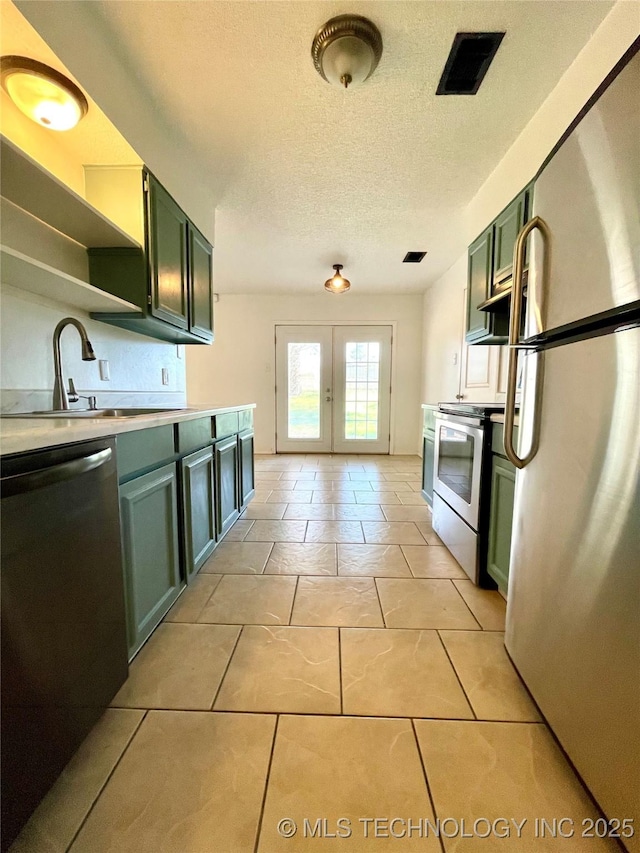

[324,264,351,294]
[312,15,382,89]
[1,55,88,131]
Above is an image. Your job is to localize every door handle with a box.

[325,396,332,402]
[504,216,550,469]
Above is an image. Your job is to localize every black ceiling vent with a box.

[403,251,427,263]
[436,32,505,95]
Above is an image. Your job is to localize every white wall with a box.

[187,294,424,455]
[421,1,639,406]
[421,256,465,405]
[0,203,186,413]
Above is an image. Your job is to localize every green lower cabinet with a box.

[214,435,240,537]
[422,433,435,508]
[487,454,516,594]
[119,462,182,659]
[181,446,217,581]
[238,430,255,509]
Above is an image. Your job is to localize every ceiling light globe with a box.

[1,57,88,131]
[321,36,375,88]
[324,265,351,293]
[312,15,382,90]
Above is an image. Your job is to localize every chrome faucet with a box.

[52,318,97,410]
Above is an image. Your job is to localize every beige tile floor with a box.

[11,454,616,853]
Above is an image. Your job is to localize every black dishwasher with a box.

[1,438,128,849]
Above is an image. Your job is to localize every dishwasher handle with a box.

[1,447,112,498]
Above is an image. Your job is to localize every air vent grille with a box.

[436,32,505,96]
[403,251,427,263]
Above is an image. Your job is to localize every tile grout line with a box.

[64,709,149,853]
[287,574,300,625]
[253,714,280,853]
[449,581,484,631]
[209,626,244,710]
[101,706,547,723]
[372,577,388,628]
[338,627,344,714]
[398,544,414,578]
[435,630,477,721]
[410,718,447,853]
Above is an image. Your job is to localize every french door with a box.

[275,325,392,454]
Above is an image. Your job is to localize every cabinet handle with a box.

[504,216,550,469]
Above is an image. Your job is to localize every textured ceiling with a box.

[9,1,615,293]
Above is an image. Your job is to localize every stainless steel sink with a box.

[2,408,186,419]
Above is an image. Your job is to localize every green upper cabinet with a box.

[85,167,214,345]
[465,183,532,346]
[466,227,494,343]
[492,190,527,291]
[188,223,214,342]
[147,175,189,330]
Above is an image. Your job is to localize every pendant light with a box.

[312,15,383,89]
[1,56,88,131]
[324,264,351,294]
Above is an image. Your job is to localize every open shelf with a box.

[0,135,141,250]
[0,245,140,314]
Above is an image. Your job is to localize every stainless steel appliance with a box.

[1,438,128,850]
[433,402,505,584]
[504,45,640,847]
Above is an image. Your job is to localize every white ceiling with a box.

[8,1,614,294]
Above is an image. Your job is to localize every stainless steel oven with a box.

[433,413,484,528]
[432,411,486,583]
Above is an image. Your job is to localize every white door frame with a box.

[274,321,397,454]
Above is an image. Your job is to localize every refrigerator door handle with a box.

[505,216,551,468]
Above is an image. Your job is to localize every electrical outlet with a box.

[99,359,110,381]
[176,345,183,360]
[162,368,169,386]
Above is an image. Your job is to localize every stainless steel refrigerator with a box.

[504,43,640,846]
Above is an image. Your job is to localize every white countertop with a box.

[490,412,520,426]
[0,403,256,456]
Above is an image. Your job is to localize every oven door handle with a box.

[505,216,549,469]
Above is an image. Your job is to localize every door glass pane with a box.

[437,425,474,503]
[343,342,379,441]
[288,343,321,439]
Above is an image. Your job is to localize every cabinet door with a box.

[466,227,493,343]
[181,446,216,580]
[214,435,240,538]
[492,191,526,291]
[146,174,189,330]
[487,454,516,594]
[238,429,255,508]
[119,463,182,659]
[422,433,435,508]
[189,224,214,341]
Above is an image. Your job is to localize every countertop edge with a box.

[490,413,520,426]
[0,403,256,456]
